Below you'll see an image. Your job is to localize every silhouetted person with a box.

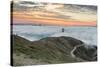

[62,28,64,32]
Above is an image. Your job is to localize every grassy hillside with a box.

[11,35,97,66]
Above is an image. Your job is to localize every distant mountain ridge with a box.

[12,35,97,66]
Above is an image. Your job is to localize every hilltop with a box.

[11,35,97,66]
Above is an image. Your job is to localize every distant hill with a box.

[11,35,97,66]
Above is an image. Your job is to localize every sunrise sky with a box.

[12,0,97,26]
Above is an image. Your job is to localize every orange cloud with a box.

[12,11,96,26]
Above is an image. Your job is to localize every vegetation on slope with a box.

[11,35,97,66]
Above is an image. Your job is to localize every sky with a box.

[12,0,97,26]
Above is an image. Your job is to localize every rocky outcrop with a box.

[12,35,97,66]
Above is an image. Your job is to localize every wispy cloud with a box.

[12,1,97,26]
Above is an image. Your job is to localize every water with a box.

[12,25,97,45]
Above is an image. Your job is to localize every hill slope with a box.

[11,35,97,66]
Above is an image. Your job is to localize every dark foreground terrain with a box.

[11,35,97,66]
